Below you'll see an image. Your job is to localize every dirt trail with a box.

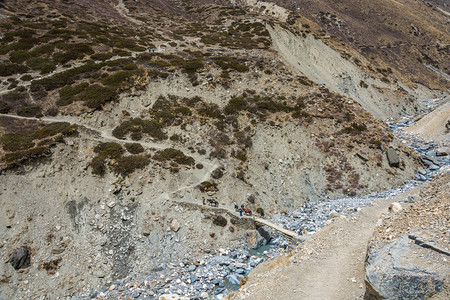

[229,186,421,300]
[113,0,144,25]
[0,113,219,195]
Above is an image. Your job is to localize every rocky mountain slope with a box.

[0,0,448,299]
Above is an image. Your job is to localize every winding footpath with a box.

[0,113,219,195]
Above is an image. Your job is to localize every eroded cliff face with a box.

[268,25,422,120]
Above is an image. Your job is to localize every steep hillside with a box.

[0,0,448,298]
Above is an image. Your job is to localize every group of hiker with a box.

[234,202,252,216]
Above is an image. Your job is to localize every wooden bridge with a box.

[253,216,308,242]
[176,201,307,242]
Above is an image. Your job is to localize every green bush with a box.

[31,61,102,91]
[29,44,55,57]
[4,146,51,164]
[153,148,195,165]
[0,101,11,113]
[112,118,167,140]
[57,82,89,106]
[32,122,76,139]
[224,96,247,114]
[232,150,247,161]
[1,133,34,151]
[52,43,94,64]
[91,52,114,61]
[213,56,249,72]
[182,60,204,74]
[213,215,227,227]
[125,143,145,154]
[17,105,41,117]
[198,181,218,192]
[113,154,150,176]
[101,70,133,88]
[81,84,116,109]
[94,142,124,159]
[91,156,106,176]
[9,50,31,63]
[20,74,33,81]
[0,63,28,76]
[197,103,222,119]
[26,57,56,73]
[256,207,265,216]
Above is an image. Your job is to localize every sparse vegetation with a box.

[153,148,195,165]
[125,143,145,154]
[112,118,167,140]
[93,142,124,159]
[213,215,227,227]
[113,154,150,176]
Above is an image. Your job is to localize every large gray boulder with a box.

[365,233,448,299]
[386,147,400,168]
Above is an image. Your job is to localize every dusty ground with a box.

[228,185,423,300]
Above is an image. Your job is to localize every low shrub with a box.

[20,74,33,81]
[182,60,204,74]
[81,84,116,109]
[0,63,28,76]
[0,101,11,113]
[90,156,106,176]
[256,207,264,216]
[91,52,114,61]
[224,96,247,114]
[198,181,218,192]
[26,57,57,74]
[113,154,150,176]
[94,142,124,159]
[213,57,249,72]
[197,102,222,119]
[343,122,368,134]
[57,82,89,106]
[29,44,55,57]
[125,143,145,154]
[1,133,34,151]
[32,122,76,139]
[359,80,369,88]
[232,150,247,161]
[17,105,41,117]
[9,50,31,63]
[31,61,102,91]
[101,70,133,88]
[153,148,195,165]
[113,118,167,140]
[4,146,51,164]
[213,215,227,227]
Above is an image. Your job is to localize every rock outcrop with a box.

[365,173,450,299]
[386,147,400,168]
[365,234,447,299]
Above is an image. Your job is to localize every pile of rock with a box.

[78,238,281,299]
